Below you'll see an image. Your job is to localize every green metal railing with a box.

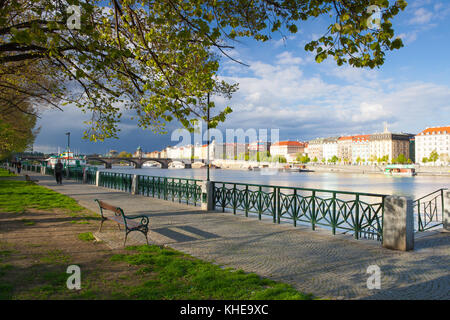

[213,181,386,241]
[414,188,447,232]
[137,175,202,206]
[85,168,97,185]
[67,168,84,182]
[99,171,133,192]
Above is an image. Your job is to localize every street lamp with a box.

[65,132,70,151]
[207,92,210,182]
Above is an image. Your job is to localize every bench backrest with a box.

[94,199,125,219]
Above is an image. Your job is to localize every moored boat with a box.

[384,164,416,177]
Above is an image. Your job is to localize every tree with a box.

[429,150,439,164]
[313,157,318,163]
[296,154,310,164]
[393,153,407,164]
[118,151,131,158]
[328,155,339,164]
[422,157,428,163]
[0,0,407,140]
[272,155,287,163]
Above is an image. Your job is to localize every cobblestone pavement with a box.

[27,172,450,300]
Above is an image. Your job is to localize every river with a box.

[96,166,449,199]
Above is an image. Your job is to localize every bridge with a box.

[17,155,205,169]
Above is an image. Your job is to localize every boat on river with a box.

[384,164,416,177]
[45,150,86,169]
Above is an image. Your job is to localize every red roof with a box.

[352,135,370,142]
[272,141,304,147]
[338,136,353,141]
[418,126,450,135]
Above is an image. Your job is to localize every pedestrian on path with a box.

[55,159,63,185]
[16,161,22,174]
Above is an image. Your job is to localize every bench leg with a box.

[145,233,149,245]
[117,223,122,231]
[123,231,128,246]
[98,219,105,232]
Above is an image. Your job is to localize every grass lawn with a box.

[0,168,15,177]
[0,179,85,214]
[0,168,315,300]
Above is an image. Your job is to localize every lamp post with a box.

[206,92,210,182]
[65,132,70,151]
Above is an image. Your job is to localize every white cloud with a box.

[409,8,434,25]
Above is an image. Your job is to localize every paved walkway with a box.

[23,172,450,299]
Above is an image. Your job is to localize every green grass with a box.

[0,179,85,214]
[0,168,15,177]
[21,219,36,226]
[77,232,95,242]
[110,245,314,300]
[39,249,71,265]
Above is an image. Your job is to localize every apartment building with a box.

[351,135,370,163]
[307,138,325,161]
[270,141,305,162]
[415,126,450,164]
[337,136,353,163]
[323,137,340,162]
[368,132,412,162]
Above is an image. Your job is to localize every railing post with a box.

[311,190,316,230]
[332,192,336,235]
[354,194,360,240]
[201,180,214,211]
[95,171,100,187]
[444,190,450,232]
[131,174,139,195]
[258,186,262,220]
[382,196,414,251]
[272,187,276,223]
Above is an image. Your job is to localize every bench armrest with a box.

[124,215,149,226]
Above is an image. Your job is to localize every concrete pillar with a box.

[131,174,139,195]
[382,196,414,251]
[201,181,214,211]
[96,171,100,187]
[444,190,450,232]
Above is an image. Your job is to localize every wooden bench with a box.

[94,199,149,246]
[25,175,39,183]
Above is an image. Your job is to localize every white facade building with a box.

[322,137,339,162]
[415,126,450,165]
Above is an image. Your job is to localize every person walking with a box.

[55,159,63,185]
[16,161,22,174]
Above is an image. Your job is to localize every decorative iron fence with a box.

[85,168,97,185]
[99,172,133,193]
[67,168,84,182]
[414,188,447,232]
[212,181,386,241]
[137,175,202,206]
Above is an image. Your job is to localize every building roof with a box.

[352,134,370,142]
[417,126,450,135]
[271,141,304,147]
[338,136,353,141]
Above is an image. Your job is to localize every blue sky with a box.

[33,0,450,155]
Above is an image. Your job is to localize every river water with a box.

[97,166,449,199]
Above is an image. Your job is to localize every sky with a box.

[33,0,450,155]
